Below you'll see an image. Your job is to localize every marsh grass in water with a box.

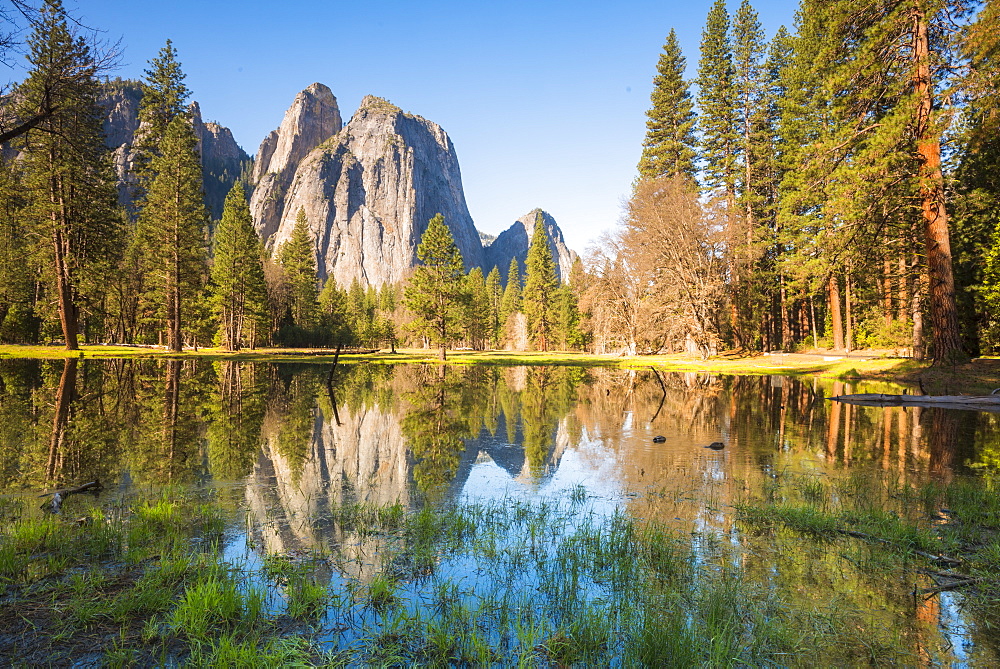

[2,478,999,665]
[736,470,1000,655]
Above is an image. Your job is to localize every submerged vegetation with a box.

[3,473,997,666]
[2,357,999,662]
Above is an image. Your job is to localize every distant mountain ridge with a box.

[97,80,578,286]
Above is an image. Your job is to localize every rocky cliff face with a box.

[98,81,250,218]
[483,209,579,283]
[263,93,483,287]
[249,83,342,241]
[189,102,251,218]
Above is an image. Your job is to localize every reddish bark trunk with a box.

[829,275,844,351]
[913,6,965,365]
[46,357,78,480]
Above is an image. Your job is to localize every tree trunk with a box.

[845,272,854,353]
[912,257,927,360]
[883,259,893,327]
[829,275,844,350]
[49,165,79,350]
[810,294,819,349]
[898,256,909,321]
[52,225,79,350]
[780,275,792,351]
[46,357,78,480]
[913,6,965,365]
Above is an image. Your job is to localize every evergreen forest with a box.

[3,0,1000,366]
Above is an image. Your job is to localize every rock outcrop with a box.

[98,80,249,218]
[483,208,579,283]
[249,83,342,241]
[101,81,142,149]
[189,102,251,218]
[264,94,483,287]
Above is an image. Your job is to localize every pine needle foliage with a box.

[638,29,697,180]
[138,115,208,351]
[523,210,559,351]
[278,209,319,331]
[211,184,266,350]
[404,214,467,360]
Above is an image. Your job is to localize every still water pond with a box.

[2,358,998,665]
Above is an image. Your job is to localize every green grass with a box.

[0,342,933,377]
[2,476,998,665]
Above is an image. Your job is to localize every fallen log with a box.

[829,393,1000,412]
[38,480,103,498]
[38,480,103,513]
[837,529,962,566]
[917,567,983,595]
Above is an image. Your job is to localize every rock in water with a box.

[483,208,579,283]
[265,94,483,287]
[249,83,342,241]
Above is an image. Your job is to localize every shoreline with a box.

[2,344,998,394]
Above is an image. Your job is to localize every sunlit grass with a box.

[2,476,997,665]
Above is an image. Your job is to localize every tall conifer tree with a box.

[697,0,737,198]
[17,0,118,349]
[136,40,190,180]
[139,115,208,351]
[779,0,969,363]
[485,266,503,348]
[732,0,768,225]
[404,213,467,360]
[279,208,319,331]
[523,211,559,351]
[500,258,522,324]
[462,267,490,350]
[211,183,266,350]
[638,29,697,180]
[119,40,194,344]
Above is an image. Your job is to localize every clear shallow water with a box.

[2,358,998,663]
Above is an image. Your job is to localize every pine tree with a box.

[523,211,559,351]
[638,29,697,180]
[954,0,1000,352]
[732,0,768,225]
[697,0,737,198]
[377,283,399,351]
[139,114,208,351]
[318,278,350,346]
[781,0,970,364]
[210,183,266,350]
[279,208,319,332]
[553,284,584,350]
[122,41,194,344]
[462,267,490,350]
[485,266,503,348]
[403,213,467,360]
[499,258,522,328]
[136,40,190,180]
[730,0,778,350]
[16,0,119,349]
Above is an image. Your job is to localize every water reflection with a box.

[1,358,998,661]
[1,359,994,499]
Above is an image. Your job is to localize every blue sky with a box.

[64,0,794,253]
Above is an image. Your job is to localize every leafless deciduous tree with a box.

[584,176,726,358]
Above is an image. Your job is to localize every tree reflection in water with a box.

[1,358,998,660]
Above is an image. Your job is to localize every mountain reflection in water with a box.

[1,358,994,507]
[2,358,998,662]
